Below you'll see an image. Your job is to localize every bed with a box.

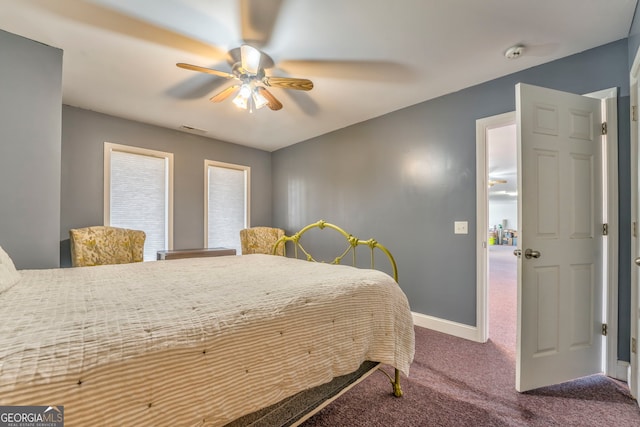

[0,221,415,426]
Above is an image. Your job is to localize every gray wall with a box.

[61,106,272,254]
[0,30,62,269]
[272,39,631,359]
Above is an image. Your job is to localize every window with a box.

[205,160,250,254]
[104,143,173,261]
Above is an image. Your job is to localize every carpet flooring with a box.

[301,245,640,426]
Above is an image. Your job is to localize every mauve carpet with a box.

[301,245,640,426]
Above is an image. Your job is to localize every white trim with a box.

[412,312,481,343]
[475,112,516,344]
[203,159,251,248]
[103,142,174,250]
[605,92,621,380]
[617,360,630,383]
[584,88,620,380]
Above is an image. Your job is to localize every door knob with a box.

[524,248,541,259]
[513,249,522,257]
[635,257,640,266]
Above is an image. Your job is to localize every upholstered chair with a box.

[69,226,146,267]
[239,227,285,256]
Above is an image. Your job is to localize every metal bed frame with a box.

[272,219,404,397]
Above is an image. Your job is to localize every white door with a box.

[516,83,603,392]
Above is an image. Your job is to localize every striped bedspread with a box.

[0,254,415,426]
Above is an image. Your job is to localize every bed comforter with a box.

[0,254,414,426]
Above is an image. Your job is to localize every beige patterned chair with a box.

[240,226,285,256]
[69,226,146,267]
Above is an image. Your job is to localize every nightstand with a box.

[156,247,236,260]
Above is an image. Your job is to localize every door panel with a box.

[534,150,559,237]
[532,266,560,355]
[570,263,595,348]
[516,83,603,392]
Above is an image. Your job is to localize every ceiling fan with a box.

[176,44,313,112]
[175,0,313,113]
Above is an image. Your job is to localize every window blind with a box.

[207,164,248,254]
[110,150,168,261]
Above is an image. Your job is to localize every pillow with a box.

[0,245,21,293]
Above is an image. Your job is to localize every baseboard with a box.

[616,360,630,382]
[412,311,482,342]
[412,312,630,384]
[412,312,632,382]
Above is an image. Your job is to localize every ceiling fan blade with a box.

[176,63,235,79]
[240,0,284,47]
[279,59,416,82]
[257,87,283,111]
[210,85,240,103]
[240,44,262,74]
[262,77,314,91]
[38,1,225,59]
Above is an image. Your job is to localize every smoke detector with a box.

[505,45,525,59]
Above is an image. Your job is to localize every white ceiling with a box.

[0,0,636,152]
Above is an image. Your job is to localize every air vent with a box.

[179,125,208,135]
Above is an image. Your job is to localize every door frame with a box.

[475,111,516,344]
[475,89,620,380]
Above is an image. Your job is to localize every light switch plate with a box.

[454,221,468,235]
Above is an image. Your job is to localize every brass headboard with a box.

[272,219,398,283]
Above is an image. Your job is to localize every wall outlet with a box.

[454,221,468,234]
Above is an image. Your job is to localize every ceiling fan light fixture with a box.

[178,39,313,112]
[232,81,270,112]
[232,93,248,110]
[252,89,269,109]
[232,83,252,109]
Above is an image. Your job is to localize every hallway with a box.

[489,244,517,355]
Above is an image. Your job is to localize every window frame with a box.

[103,142,174,253]
[203,159,251,249]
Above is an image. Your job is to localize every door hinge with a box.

[633,106,638,122]
[602,223,608,236]
[632,338,637,354]
[634,222,638,238]
[601,323,608,336]
[601,122,607,135]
